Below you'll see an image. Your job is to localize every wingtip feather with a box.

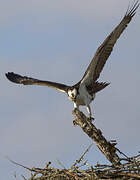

[5,72,22,84]
[125,0,139,17]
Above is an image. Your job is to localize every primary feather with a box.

[5,72,69,93]
[81,1,139,86]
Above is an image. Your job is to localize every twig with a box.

[70,143,93,170]
[6,157,39,172]
[21,175,27,180]
[116,148,132,162]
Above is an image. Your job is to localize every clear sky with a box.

[1,0,140,179]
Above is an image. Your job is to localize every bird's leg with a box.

[87,105,94,121]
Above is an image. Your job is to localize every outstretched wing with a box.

[5,72,69,93]
[80,1,139,86]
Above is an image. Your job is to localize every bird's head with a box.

[67,87,77,101]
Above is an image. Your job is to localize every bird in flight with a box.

[6,1,139,119]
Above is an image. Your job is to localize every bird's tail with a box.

[93,81,110,93]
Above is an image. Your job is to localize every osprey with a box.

[6,1,139,119]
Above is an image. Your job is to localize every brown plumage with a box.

[5,1,139,118]
[5,72,69,93]
[80,1,139,86]
[87,82,110,96]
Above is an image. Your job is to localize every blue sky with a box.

[1,0,140,179]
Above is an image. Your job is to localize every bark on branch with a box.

[72,108,121,166]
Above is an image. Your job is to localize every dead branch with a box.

[72,108,121,166]
[70,143,93,170]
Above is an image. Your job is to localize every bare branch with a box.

[70,143,93,170]
[72,108,121,166]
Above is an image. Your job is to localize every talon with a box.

[88,116,95,122]
[91,117,95,121]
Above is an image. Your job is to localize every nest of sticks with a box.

[9,147,140,180]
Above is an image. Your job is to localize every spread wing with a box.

[80,1,139,86]
[5,72,69,93]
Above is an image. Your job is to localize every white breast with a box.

[76,84,95,106]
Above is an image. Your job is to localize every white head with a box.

[67,88,77,101]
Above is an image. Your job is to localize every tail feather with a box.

[87,81,110,95]
[94,81,110,93]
